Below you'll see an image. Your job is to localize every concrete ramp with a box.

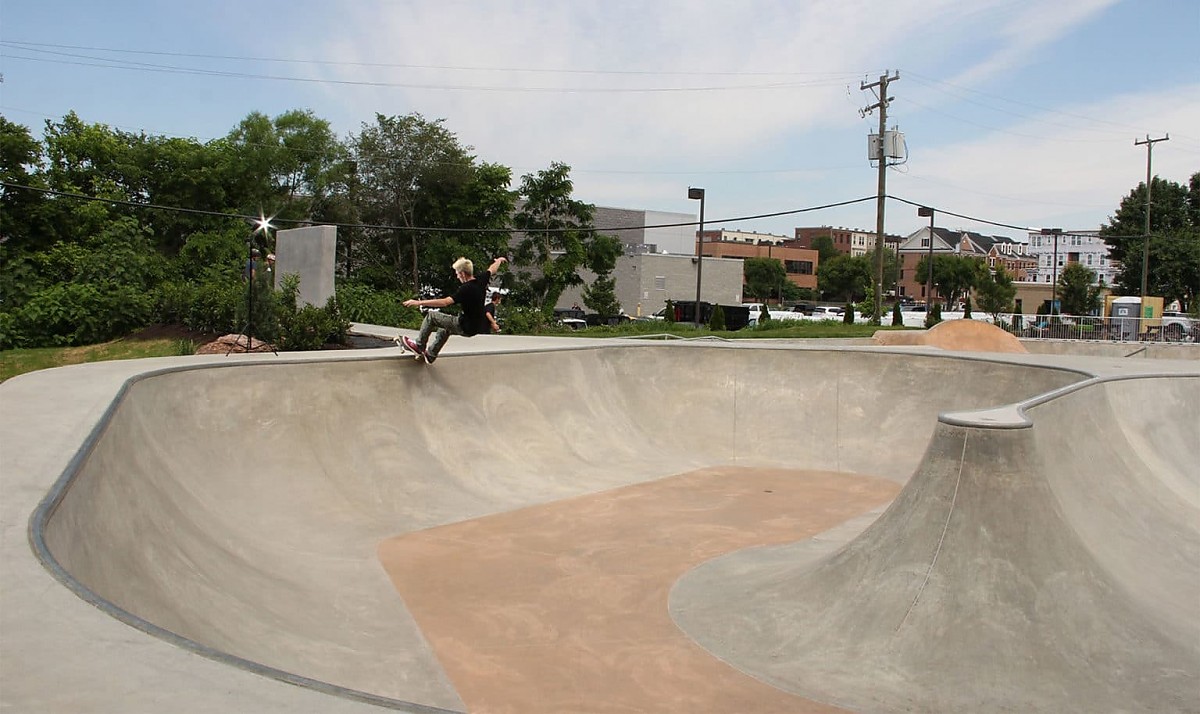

[671,376,1200,713]
[31,345,1088,711]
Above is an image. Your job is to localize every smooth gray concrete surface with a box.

[671,374,1200,713]
[273,225,336,307]
[2,331,1198,712]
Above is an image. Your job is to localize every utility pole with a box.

[1134,134,1169,301]
[862,70,899,325]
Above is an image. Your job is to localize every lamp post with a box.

[917,206,934,307]
[688,187,705,327]
[1041,228,1062,313]
[228,215,274,355]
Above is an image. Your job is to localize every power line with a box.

[3,181,1147,241]
[0,182,876,234]
[0,104,864,177]
[0,48,846,94]
[0,40,870,79]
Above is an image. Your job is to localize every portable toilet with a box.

[1110,296,1141,341]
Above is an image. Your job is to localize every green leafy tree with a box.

[1057,262,1104,316]
[1100,173,1200,310]
[0,116,50,252]
[582,277,620,318]
[811,235,839,264]
[743,257,787,302]
[510,162,611,312]
[915,254,986,309]
[976,266,1017,321]
[818,254,872,303]
[581,234,625,318]
[350,112,480,292]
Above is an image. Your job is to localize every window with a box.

[786,260,814,275]
[921,238,929,247]
[654,276,666,291]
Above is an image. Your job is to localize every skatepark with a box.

[2,332,1198,713]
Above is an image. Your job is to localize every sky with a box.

[2,0,1198,242]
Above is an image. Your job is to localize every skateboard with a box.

[398,336,433,364]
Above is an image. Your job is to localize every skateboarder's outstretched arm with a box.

[404,295,455,309]
[487,256,508,276]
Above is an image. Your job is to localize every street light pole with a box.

[1042,228,1062,313]
[688,187,705,327]
[1135,134,1168,301]
[918,206,934,307]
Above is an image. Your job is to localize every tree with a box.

[818,254,872,304]
[1057,262,1104,316]
[510,162,611,312]
[0,116,50,252]
[350,113,477,292]
[976,266,1017,321]
[915,254,986,309]
[811,234,839,264]
[1100,173,1200,310]
[581,234,625,318]
[743,257,787,302]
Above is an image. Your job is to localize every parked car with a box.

[744,303,805,325]
[1161,311,1198,341]
[810,305,845,319]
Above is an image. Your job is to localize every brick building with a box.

[697,230,818,292]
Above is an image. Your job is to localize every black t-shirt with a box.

[452,272,491,336]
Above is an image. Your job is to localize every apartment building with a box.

[1024,229,1117,286]
[794,226,896,257]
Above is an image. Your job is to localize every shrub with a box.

[925,302,943,328]
[708,304,726,330]
[502,306,554,334]
[891,301,903,326]
[334,283,416,327]
[271,275,350,351]
[8,282,156,347]
[663,300,675,324]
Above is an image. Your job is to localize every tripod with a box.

[227,220,279,356]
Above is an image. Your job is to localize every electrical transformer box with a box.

[868,130,906,160]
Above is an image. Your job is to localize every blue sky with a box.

[2,0,1197,241]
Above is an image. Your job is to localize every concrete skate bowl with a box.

[27,344,1191,712]
[672,373,1200,714]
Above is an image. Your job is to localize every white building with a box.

[699,228,789,246]
[1025,230,1118,286]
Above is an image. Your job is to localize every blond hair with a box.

[452,257,473,276]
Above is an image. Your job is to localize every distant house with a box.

[893,227,1035,303]
[1024,229,1117,286]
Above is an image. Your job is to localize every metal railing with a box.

[974,313,1198,343]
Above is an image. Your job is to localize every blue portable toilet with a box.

[1110,296,1140,341]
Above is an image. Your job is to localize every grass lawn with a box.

[0,327,209,383]
[1,319,910,383]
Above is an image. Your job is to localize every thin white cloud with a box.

[892,83,1200,233]
[284,0,1189,236]
[944,0,1121,87]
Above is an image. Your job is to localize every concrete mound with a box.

[873,319,1027,353]
[671,376,1200,713]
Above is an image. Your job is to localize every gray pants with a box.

[417,311,463,357]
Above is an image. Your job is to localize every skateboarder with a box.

[399,256,507,364]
